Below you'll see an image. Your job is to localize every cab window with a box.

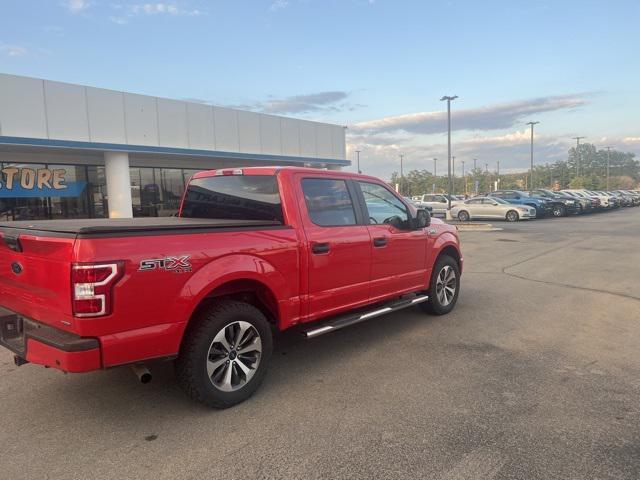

[358,182,410,229]
[301,178,357,227]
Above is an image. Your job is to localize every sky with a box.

[1,0,639,179]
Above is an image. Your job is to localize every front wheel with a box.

[457,210,470,222]
[175,300,273,408]
[506,210,519,222]
[552,204,566,217]
[421,255,460,315]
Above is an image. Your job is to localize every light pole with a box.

[602,146,612,190]
[452,156,456,195]
[526,121,540,192]
[462,160,466,195]
[355,150,361,174]
[496,160,500,190]
[432,158,437,193]
[399,154,404,194]
[440,95,458,214]
[573,136,585,177]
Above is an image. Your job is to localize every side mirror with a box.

[414,208,431,229]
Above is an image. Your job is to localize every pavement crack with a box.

[497,238,640,302]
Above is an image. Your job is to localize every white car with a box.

[413,194,463,215]
[451,197,537,222]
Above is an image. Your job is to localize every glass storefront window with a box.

[0,163,107,221]
[157,168,185,216]
[0,161,208,222]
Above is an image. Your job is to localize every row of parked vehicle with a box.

[411,189,640,222]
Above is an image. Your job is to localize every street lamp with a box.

[526,121,540,192]
[462,160,466,195]
[355,150,361,174]
[601,146,613,190]
[440,95,458,214]
[452,156,456,195]
[399,154,404,194]
[573,136,585,177]
[432,158,437,193]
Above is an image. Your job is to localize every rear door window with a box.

[301,178,357,227]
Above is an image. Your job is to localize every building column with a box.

[104,151,133,218]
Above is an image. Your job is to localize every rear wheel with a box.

[175,300,273,408]
[421,255,460,315]
[457,210,470,222]
[552,204,566,217]
[506,210,519,222]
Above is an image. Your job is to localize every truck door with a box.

[355,181,428,301]
[297,176,372,320]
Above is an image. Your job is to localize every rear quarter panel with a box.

[73,227,300,366]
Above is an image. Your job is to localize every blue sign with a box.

[0,167,87,198]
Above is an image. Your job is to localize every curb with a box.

[449,223,501,232]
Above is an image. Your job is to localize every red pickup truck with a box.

[0,167,462,408]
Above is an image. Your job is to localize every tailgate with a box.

[0,228,76,331]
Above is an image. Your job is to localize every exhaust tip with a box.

[131,364,152,384]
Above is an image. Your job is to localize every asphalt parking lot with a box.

[1,208,639,480]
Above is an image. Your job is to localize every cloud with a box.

[351,94,590,135]
[269,0,289,11]
[0,44,28,57]
[110,2,203,23]
[345,129,574,179]
[62,0,91,13]
[623,136,640,144]
[235,91,354,115]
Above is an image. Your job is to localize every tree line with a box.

[389,143,639,197]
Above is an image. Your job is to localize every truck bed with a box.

[0,217,284,238]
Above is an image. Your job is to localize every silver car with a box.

[451,197,537,222]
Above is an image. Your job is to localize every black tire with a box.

[552,204,566,217]
[506,210,519,222]
[457,210,470,222]
[175,300,273,409]
[420,255,460,315]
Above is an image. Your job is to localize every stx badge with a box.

[139,255,192,273]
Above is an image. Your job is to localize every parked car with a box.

[531,189,582,216]
[451,196,536,222]
[565,189,612,209]
[413,194,463,215]
[404,196,433,213]
[487,190,553,217]
[612,190,639,206]
[561,190,601,211]
[0,167,462,408]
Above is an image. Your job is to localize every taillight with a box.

[72,262,124,318]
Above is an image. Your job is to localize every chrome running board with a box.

[302,294,429,339]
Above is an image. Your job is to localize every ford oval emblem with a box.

[11,262,23,275]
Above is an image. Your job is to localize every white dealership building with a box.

[0,73,348,221]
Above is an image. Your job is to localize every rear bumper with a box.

[0,306,101,373]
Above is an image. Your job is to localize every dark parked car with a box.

[532,189,582,216]
[487,190,554,217]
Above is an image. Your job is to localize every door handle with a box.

[373,237,387,247]
[311,242,331,254]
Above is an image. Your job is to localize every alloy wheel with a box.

[206,321,262,392]
[435,265,457,306]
